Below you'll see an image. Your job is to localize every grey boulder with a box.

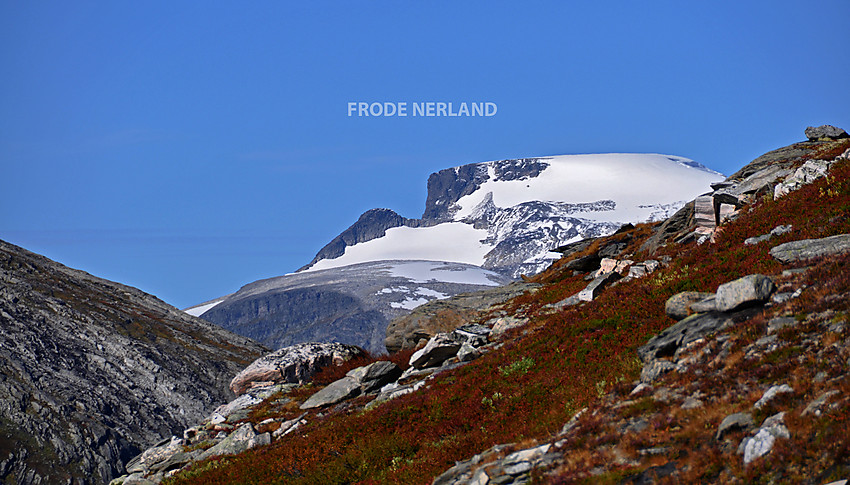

[715,275,775,312]
[769,234,850,263]
[230,342,364,395]
[804,124,848,141]
[300,377,362,410]
[409,333,463,369]
[347,360,403,393]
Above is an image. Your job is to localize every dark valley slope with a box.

[0,240,267,484]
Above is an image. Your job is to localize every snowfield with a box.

[453,153,722,222]
[306,223,492,272]
[304,153,723,275]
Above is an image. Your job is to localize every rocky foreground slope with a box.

[107,127,850,484]
[0,241,268,484]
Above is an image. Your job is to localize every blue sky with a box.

[2,1,848,309]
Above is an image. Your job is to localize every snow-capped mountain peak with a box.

[302,153,724,277]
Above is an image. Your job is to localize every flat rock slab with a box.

[716,274,775,312]
[638,312,731,363]
[770,234,850,263]
[300,376,362,409]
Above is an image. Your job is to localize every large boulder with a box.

[230,342,364,396]
[346,360,403,393]
[409,333,463,369]
[804,125,848,141]
[715,275,775,312]
[769,234,850,263]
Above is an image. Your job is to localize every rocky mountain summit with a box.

[117,128,850,484]
[301,153,723,278]
[0,240,267,484]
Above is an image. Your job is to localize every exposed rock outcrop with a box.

[0,239,266,484]
[769,234,850,263]
[229,342,364,396]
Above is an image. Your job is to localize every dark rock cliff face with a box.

[201,287,387,353]
[199,260,514,355]
[0,240,267,485]
[422,158,548,221]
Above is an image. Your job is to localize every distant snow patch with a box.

[184,300,224,317]
[386,261,503,286]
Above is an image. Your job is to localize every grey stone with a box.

[754,384,793,409]
[805,125,848,141]
[300,376,362,409]
[803,390,840,416]
[544,293,581,310]
[578,271,621,302]
[770,234,850,263]
[768,317,797,333]
[715,274,775,312]
[775,159,833,199]
[490,316,529,336]
[716,412,754,440]
[682,397,704,409]
[640,360,679,384]
[638,312,731,363]
[199,423,267,460]
[665,292,714,320]
[743,412,789,464]
[230,342,364,396]
[347,361,402,393]
[409,333,463,369]
[457,342,481,362]
[689,296,717,313]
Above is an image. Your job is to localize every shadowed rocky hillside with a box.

[0,241,268,484]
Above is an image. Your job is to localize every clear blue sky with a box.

[2,1,848,309]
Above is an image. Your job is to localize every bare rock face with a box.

[230,342,364,396]
[0,239,267,484]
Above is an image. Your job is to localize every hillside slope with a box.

[0,240,268,484]
[126,131,847,484]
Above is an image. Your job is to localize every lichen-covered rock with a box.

[230,342,364,395]
[769,234,850,263]
[805,124,848,141]
[715,274,775,312]
[665,292,714,320]
[198,423,270,459]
